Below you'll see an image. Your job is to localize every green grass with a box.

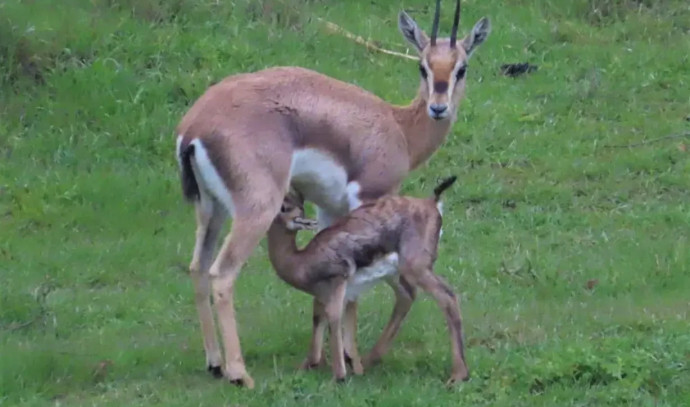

[1,0,689,405]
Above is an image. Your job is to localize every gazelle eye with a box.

[419,64,428,79]
[455,66,467,80]
[280,205,287,212]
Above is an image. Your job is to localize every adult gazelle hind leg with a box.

[189,193,226,377]
[208,182,287,388]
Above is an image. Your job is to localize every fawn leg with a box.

[300,299,327,370]
[363,276,416,367]
[342,300,364,375]
[416,270,469,385]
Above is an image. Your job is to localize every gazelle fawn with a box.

[175,0,489,387]
[267,176,468,384]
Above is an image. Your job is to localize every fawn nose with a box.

[429,103,448,119]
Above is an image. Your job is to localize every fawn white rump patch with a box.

[188,138,236,217]
[345,253,399,302]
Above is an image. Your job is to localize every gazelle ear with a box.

[285,187,305,207]
[398,11,428,53]
[462,17,491,57]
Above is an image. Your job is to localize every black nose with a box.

[430,104,448,115]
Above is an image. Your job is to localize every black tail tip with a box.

[180,143,200,202]
[433,175,458,200]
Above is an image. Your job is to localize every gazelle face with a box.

[398,1,491,121]
[277,191,318,232]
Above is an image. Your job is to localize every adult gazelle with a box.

[175,0,490,387]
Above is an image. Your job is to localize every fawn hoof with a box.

[344,351,364,375]
[207,365,223,379]
[298,358,322,371]
[362,354,381,369]
[351,361,364,376]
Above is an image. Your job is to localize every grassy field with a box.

[1,0,689,405]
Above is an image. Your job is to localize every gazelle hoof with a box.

[225,364,255,389]
[446,371,470,386]
[298,358,322,371]
[362,354,381,369]
[228,374,255,389]
[344,351,364,375]
[207,365,223,378]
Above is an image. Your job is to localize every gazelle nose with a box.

[429,104,448,118]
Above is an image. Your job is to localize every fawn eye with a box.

[280,205,287,212]
[455,66,467,81]
[419,64,428,79]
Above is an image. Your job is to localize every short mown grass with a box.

[1,0,689,405]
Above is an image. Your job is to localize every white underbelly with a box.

[289,148,362,213]
[345,253,399,302]
[289,148,347,211]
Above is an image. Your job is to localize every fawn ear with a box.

[285,186,305,206]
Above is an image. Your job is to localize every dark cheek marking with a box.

[433,81,449,94]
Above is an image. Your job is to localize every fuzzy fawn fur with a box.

[175,0,489,387]
[267,177,468,384]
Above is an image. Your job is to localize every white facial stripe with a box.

[422,58,434,98]
[448,61,466,99]
[425,58,466,100]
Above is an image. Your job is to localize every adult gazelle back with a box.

[175,0,490,387]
